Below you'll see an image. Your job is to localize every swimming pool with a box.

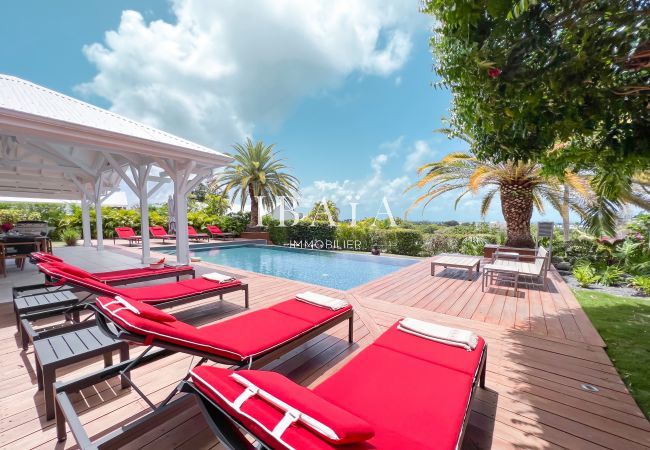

[160,245,418,290]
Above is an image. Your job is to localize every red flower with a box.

[488,68,502,78]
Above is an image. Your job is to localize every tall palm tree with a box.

[584,168,650,236]
[406,153,591,248]
[216,138,299,229]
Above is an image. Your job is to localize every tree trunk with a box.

[500,183,535,248]
[562,183,570,242]
[248,184,259,229]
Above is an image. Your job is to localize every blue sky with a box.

[0,1,563,223]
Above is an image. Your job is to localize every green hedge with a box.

[380,229,423,256]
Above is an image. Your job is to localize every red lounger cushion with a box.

[123,278,241,304]
[31,252,63,263]
[314,342,474,450]
[108,296,176,322]
[38,263,239,302]
[93,266,193,283]
[191,367,374,448]
[48,261,95,280]
[95,298,352,362]
[373,322,486,376]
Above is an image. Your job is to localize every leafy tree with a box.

[204,193,231,216]
[422,0,650,232]
[307,200,340,223]
[406,152,592,247]
[216,138,299,229]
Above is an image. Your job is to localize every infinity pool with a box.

[161,244,418,290]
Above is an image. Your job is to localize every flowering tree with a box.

[422,0,649,233]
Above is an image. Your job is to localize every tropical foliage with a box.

[422,0,650,235]
[422,0,649,171]
[307,200,340,223]
[215,138,299,229]
[406,152,591,247]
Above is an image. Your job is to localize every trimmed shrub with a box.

[287,221,336,247]
[263,217,289,245]
[380,228,423,256]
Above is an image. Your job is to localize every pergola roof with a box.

[0,74,232,200]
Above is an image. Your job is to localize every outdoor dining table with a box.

[0,237,51,277]
[430,253,483,281]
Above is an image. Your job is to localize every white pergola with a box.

[0,74,233,264]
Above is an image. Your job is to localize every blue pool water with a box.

[161,245,418,290]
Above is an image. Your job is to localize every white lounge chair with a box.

[482,246,549,296]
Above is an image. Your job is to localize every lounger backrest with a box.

[115,227,137,238]
[37,262,121,295]
[149,226,168,237]
[207,225,222,234]
[187,225,198,235]
[190,367,374,448]
[534,246,548,273]
[30,252,63,263]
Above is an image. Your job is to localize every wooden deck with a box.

[1,247,649,449]
[350,258,607,347]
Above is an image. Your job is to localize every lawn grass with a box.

[573,289,650,419]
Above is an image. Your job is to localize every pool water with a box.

[161,245,418,290]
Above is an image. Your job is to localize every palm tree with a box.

[584,169,650,236]
[308,200,340,223]
[406,152,591,248]
[216,138,299,229]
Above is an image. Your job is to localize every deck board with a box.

[0,245,646,449]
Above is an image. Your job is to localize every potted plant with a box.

[61,229,80,246]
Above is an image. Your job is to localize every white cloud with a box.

[403,140,436,172]
[301,149,409,212]
[78,0,428,149]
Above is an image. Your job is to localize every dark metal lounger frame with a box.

[12,263,196,334]
[179,340,487,450]
[54,304,354,449]
[16,275,246,350]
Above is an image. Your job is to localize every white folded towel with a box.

[295,291,349,310]
[202,272,236,283]
[397,317,478,351]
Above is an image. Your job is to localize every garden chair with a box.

[113,227,141,246]
[187,225,210,241]
[206,224,236,240]
[482,245,550,296]
[149,225,175,243]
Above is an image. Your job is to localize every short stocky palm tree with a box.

[406,153,591,248]
[217,138,299,229]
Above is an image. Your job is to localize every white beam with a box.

[103,152,139,194]
[81,193,92,247]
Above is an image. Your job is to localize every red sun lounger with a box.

[183,320,487,450]
[19,262,247,349]
[37,261,247,307]
[14,253,195,332]
[206,224,236,240]
[113,227,142,246]
[187,225,210,241]
[149,225,176,243]
[55,295,354,446]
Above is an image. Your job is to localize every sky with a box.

[0,0,565,223]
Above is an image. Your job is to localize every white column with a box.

[140,187,151,263]
[81,193,92,247]
[174,180,190,264]
[95,201,104,250]
[139,164,152,263]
